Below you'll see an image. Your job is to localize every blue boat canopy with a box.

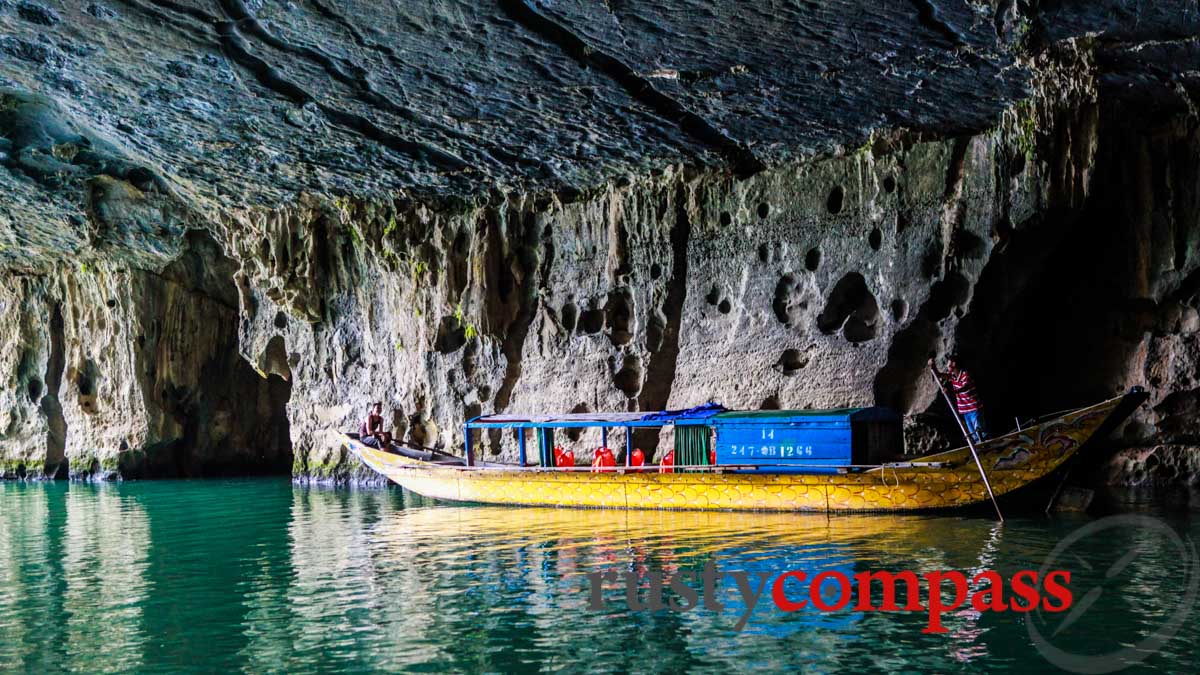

[467,402,727,429]
[639,402,728,424]
[461,403,902,472]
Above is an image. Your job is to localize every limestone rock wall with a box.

[1,1,1198,484]
[182,105,1102,480]
[0,235,292,479]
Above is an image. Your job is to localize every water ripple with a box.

[1,480,1196,673]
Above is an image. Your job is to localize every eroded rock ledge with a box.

[1,1,1199,485]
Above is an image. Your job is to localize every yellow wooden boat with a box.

[345,390,1145,513]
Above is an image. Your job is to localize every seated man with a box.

[360,402,392,449]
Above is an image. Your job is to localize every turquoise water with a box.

[1,480,1197,673]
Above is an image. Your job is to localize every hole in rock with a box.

[560,302,578,333]
[778,349,807,375]
[1011,153,1026,176]
[897,211,912,233]
[757,203,770,219]
[27,378,42,403]
[720,211,733,226]
[605,290,634,346]
[758,243,771,263]
[826,186,844,214]
[434,315,467,353]
[650,263,662,280]
[706,286,721,305]
[127,167,157,192]
[925,271,970,321]
[891,298,908,322]
[772,274,808,326]
[869,227,883,251]
[805,247,821,272]
[76,360,99,397]
[817,272,880,343]
[760,394,781,410]
[718,299,732,314]
[883,175,896,193]
[273,311,288,329]
[994,215,1014,241]
[78,393,99,415]
[579,308,605,334]
[566,403,591,441]
[461,340,479,378]
[76,359,101,415]
[613,355,643,398]
[106,299,116,309]
[260,335,292,381]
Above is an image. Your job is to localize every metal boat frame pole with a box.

[930,368,1004,522]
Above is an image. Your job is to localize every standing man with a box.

[929,354,987,442]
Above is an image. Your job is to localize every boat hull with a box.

[347,392,1144,513]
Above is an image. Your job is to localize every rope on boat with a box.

[879,465,901,487]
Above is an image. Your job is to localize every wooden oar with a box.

[930,367,1004,522]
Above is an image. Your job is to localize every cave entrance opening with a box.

[957,105,1185,441]
[138,232,294,478]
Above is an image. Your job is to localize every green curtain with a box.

[537,428,556,467]
[674,426,711,470]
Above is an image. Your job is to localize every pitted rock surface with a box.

[1,1,1199,483]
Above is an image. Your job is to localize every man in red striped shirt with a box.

[929,355,988,442]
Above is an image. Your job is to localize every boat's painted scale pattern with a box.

[348,396,1122,512]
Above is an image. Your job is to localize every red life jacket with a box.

[557,447,574,468]
[630,448,645,467]
[659,449,675,474]
[592,447,616,473]
[709,447,716,466]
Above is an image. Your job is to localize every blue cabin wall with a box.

[714,420,855,474]
[710,408,898,473]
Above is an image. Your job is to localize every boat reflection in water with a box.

[316,501,1010,668]
[2,481,1195,672]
